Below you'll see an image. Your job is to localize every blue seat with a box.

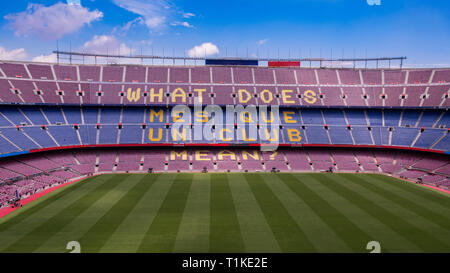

[120,125,143,144]
[42,107,65,124]
[345,110,368,125]
[78,125,97,145]
[366,110,382,126]
[122,108,145,123]
[418,111,442,127]
[83,107,99,124]
[433,134,450,151]
[328,126,353,144]
[63,107,83,124]
[384,110,402,127]
[22,127,57,147]
[98,125,118,144]
[21,107,47,125]
[322,109,347,125]
[300,109,323,125]
[391,127,418,146]
[401,110,421,127]
[0,128,40,150]
[351,126,373,145]
[48,125,80,146]
[1,108,30,125]
[414,129,445,149]
[100,107,121,124]
[305,126,330,144]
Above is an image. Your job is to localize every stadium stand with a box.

[0,61,448,107]
[0,147,448,208]
[0,61,449,208]
[0,105,447,152]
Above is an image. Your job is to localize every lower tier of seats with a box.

[0,147,448,208]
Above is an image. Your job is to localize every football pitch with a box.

[0,173,449,253]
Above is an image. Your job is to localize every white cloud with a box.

[171,21,194,28]
[80,35,134,56]
[78,35,141,64]
[122,17,145,32]
[183,13,195,18]
[0,46,27,60]
[187,42,219,58]
[112,0,171,31]
[67,0,81,5]
[258,38,269,46]
[112,0,195,32]
[113,17,145,36]
[32,53,57,63]
[4,2,103,40]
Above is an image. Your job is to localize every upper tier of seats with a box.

[0,62,448,108]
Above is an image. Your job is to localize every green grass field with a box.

[0,173,449,253]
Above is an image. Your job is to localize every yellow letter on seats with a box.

[150,87,164,103]
[282,89,295,104]
[283,111,297,124]
[219,129,232,141]
[195,111,209,123]
[287,129,302,142]
[242,150,259,160]
[148,128,163,141]
[240,111,254,123]
[194,88,206,103]
[171,150,187,160]
[172,88,186,103]
[172,128,187,141]
[259,89,273,104]
[238,89,252,103]
[149,109,164,123]
[127,88,141,102]
[303,90,317,104]
[195,150,210,161]
[218,150,236,160]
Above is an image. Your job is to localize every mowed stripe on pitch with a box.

[292,173,421,253]
[173,173,211,253]
[0,175,101,251]
[369,174,450,209]
[278,173,371,252]
[68,174,158,253]
[362,174,450,214]
[354,174,450,232]
[246,174,316,253]
[320,174,450,252]
[260,174,351,253]
[100,174,177,253]
[33,174,141,252]
[209,174,245,253]
[228,174,281,253]
[137,174,193,253]
[337,174,450,248]
[2,174,125,253]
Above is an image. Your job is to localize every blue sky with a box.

[0,0,449,67]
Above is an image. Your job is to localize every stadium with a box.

[0,0,449,256]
